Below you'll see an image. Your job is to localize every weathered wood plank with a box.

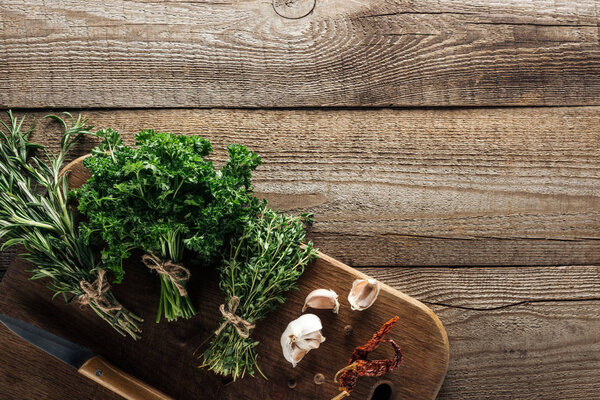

[359,265,600,400]
[1,0,599,108]
[1,107,599,267]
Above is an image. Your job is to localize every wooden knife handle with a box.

[78,356,173,400]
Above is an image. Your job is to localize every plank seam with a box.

[3,104,600,112]
[424,297,600,311]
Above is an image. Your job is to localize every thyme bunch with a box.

[201,204,317,380]
[0,112,142,338]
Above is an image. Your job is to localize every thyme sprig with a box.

[201,204,317,380]
[0,111,142,338]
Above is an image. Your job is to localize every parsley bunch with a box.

[201,204,317,380]
[0,112,142,338]
[74,129,261,322]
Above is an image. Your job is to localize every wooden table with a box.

[1,1,599,399]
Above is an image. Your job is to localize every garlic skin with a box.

[348,278,380,311]
[302,289,340,313]
[281,314,326,367]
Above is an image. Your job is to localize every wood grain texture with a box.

[0,251,449,400]
[78,356,174,400]
[1,107,599,268]
[1,0,600,108]
[359,265,600,400]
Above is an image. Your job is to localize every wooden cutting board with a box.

[0,157,449,400]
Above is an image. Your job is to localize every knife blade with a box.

[0,314,173,400]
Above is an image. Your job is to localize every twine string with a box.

[79,269,122,313]
[141,253,191,297]
[215,296,255,339]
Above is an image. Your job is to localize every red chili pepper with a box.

[332,316,403,399]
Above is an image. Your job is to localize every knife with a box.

[0,314,173,400]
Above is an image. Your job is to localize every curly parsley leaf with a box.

[74,129,262,321]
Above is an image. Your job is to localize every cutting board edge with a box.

[315,251,450,381]
[60,151,450,398]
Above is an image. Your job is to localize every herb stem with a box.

[202,205,317,380]
[0,111,142,339]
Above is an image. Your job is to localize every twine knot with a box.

[141,253,191,297]
[215,296,255,339]
[79,269,122,313]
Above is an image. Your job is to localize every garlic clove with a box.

[295,329,326,350]
[290,314,324,343]
[302,288,340,313]
[281,314,326,367]
[348,278,380,311]
[290,346,307,366]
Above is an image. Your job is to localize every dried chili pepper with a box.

[332,316,403,400]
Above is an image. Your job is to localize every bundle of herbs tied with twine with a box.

[202,202,318,380]
[74,128,262,322]
[2,111,318,376]
[0,112,142,338]
[75,126,318,377]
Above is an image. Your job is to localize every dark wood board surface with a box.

[0,252,449,400]
[3,153,449,400]
[1,108,599,268]
[1,0,600,108]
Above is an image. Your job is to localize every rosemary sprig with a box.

[0,111,142,339]
[201,204,317,380]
